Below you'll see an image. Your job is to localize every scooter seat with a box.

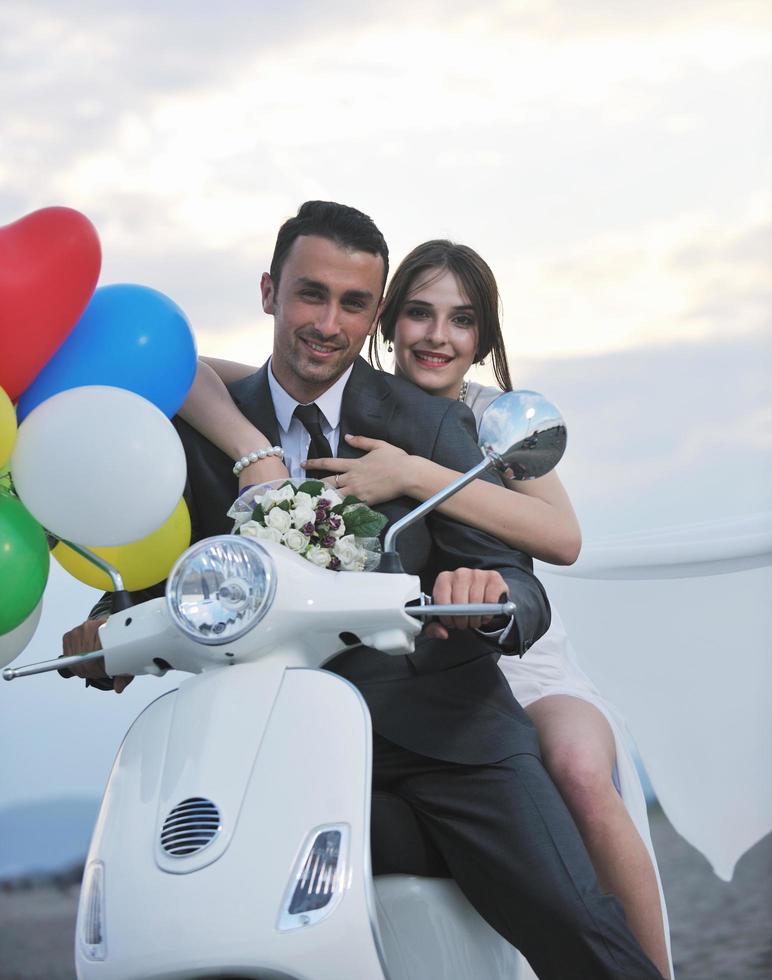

[371,790,451,878]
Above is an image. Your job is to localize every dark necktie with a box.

[293,403,333,478]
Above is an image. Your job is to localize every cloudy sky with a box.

[1,1,770,825]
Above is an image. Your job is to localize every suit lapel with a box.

[339,357,397,459]
[228,363,281,447]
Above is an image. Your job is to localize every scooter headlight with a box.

[166,535,276,645]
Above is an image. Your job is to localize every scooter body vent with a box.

[160,797,221,856]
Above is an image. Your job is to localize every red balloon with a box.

[0,207,101,400]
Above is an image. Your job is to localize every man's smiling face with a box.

[261,234,385,403]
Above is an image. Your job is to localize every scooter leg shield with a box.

[75,664,388,980]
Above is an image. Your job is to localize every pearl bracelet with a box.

[232,446,284,476]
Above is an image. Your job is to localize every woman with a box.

[180,241,672,978]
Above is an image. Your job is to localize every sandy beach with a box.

[0,808,769,980]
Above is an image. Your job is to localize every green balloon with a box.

[0,490,50,635]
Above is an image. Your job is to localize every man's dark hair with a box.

[269,201,389,290]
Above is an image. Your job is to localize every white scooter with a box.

[4,392,565,980]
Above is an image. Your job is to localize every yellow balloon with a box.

[53,498,191,591]
[0,386,16,470]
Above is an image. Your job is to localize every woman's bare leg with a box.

[526,695,671,979]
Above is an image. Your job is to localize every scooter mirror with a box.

[478,390,566,480]
[380,389,567,567]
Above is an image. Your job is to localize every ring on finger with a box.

[335,473,341,487]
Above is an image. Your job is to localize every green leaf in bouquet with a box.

[331,494,360,515]
[342,504,388,538]
[278,499,291,511]
[297,479,325,496]
[251,503,266,523]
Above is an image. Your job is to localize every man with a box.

[64,202,663,978]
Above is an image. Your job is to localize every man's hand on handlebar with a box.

[60,618,134,693]
[424,568,509,640]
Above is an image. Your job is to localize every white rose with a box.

[293,491,314,510]
[283,528,308,552]
[318,487,343,508]
[239,522,283,544]
[292,506,316,531]
[305,545,332,567]
[238,520,263,539]
[246,487,267,508]
[274,483,296,503]
[241,521,281,544]
[332,534,360,564]
[263,484,295,510]
[266,507,292,534]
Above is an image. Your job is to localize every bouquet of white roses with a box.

[227,479,387,572]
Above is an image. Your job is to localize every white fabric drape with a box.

[538,512,772,881]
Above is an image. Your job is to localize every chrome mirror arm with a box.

[3,541,132,681]
[379,455,494,571]
[60,539,126,592]
[378,389,566,573]
[49,536,134,612]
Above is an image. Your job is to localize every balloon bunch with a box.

[0,207,197,668]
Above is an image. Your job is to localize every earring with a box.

[387,341,393,352]
[479,357,485,366]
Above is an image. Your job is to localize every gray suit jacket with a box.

[123,357,549,762]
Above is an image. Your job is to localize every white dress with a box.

[466,381,673,976]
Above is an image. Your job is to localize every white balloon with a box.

[11,386,187,546]
[0,598,42,668]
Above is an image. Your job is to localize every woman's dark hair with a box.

[369,240,512,392]
[270,200,389,289]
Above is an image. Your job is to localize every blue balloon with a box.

[17,284,198,420]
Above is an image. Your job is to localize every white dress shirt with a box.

[266,359,354,478]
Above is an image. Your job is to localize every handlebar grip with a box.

[405,600,516,618]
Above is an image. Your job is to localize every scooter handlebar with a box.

[405,600,516,618]
[2,603,517,682]
[2,649,106,682]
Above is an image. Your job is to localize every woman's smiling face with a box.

[393,268,479,399]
